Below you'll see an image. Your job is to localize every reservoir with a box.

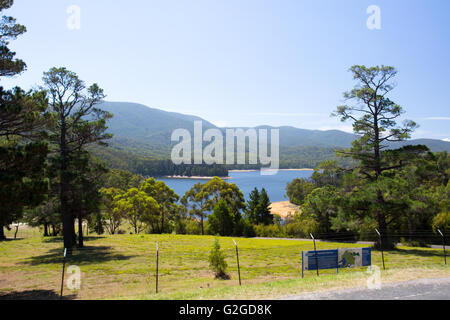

[159,169,313,203]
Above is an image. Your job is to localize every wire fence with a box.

[1,228,448,300]
[314,229,449,248]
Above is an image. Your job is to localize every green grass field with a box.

[0,227,449,300]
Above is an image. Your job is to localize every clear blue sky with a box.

[2,0,450,140]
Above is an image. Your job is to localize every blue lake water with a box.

[159,170,313,203]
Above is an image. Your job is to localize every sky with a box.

[1,0,450,140]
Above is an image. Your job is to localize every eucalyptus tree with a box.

[115,188,159,234]
[99,187,125,235]
[202,177,246,221]
[140,178,180,234]
[181,183,208,235]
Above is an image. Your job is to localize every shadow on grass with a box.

[42,236,106,243]
[0,289,76,300]
[23,245,136,266]
[0,238,27,242]
[393,248,445,258]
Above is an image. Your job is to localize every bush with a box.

[285,222,310,238]
[186,219,202,235]
[242,219,256,237]
[208,238,229,279]
[432,212,450,232]
[175,219,187,235]
[254,224,285,238]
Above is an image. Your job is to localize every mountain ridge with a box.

[90,101,450,171]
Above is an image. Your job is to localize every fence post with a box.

[155,242,159,294]
[310,233,319,276]
[60,248,67,299]
[233,239,241,286]
[375,229,385,270]
[301,251,304,279]
[438,229,447,265]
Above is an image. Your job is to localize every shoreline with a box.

[160,168,314,180]
[161,175,231,180]
[229,168,314,172]
[270,201,300,218]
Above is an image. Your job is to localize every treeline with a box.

[89,174,276,238]
[131,159,229,177]
[90,143,354,175]
[90,147,229,177]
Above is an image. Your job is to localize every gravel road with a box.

[284,277,450,300]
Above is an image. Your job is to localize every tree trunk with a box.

[78,216,84,248]
[14,225,18,239]
[201,215,204,236]
[60,119,75,253]
[0,225,5,240]
[61,177,74,251]
[71,216,77,247]
[160,209,165,234]
[43,223,49,237]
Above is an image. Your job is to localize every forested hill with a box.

[89,101,450,174]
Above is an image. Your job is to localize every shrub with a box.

[254,224,285,238]
[185,219,202,235]
[285,222,310,238]
[242,220,256,237]
[432,212,450,232]
[208,238,229,279]
[174,218,187,235]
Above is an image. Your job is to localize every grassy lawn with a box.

[0,228,449,300]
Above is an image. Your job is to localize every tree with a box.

[207,199,234,236]
[115,188,159,234]
[208,238,229,279]
[181,183,208,235]
[0,0,26,77]
[99,187,125,234]
[245,188,273,225]
[257,188,273,225]
[286,178,316,205]
[103,169,143,190]
[68,152,108,247]
[24,198,60,237]
[0,1,49,239]
[332,65,419,249]
[245,188,260,224]
[140,178,180,234]
[311,160,343,188]
[42,67,112,252]
[302,186,339,236]
[203,177,246,235]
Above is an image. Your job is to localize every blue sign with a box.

[302,247,371,277]
[304,249,338,271]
